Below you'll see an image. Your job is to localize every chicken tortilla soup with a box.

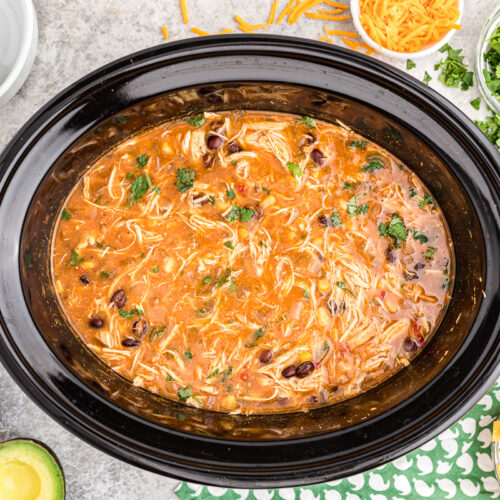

[52,111,453,414]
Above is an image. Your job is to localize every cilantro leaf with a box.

[177,385,194,401]
[435,44,473,91]
[348,140,367,150]
[207,368,219,379]
[406,59,416,70]
[224,241,234,250]
[409,188,417,198]
[378,213,407,247]
[226,188,236,199]
[336,281,356,297]
[68,249,84,267]
[412,230,429,244]
[215,268,231,287]
[300,116,316,128]
[330,209,342,227]
[220,367,233,382]
[287,161,303,177]
[239,207,254,222]
[61,209,71,221]
[419,195,434,209]
[149,325,166,341]
[136,154,149,168]
[360,160,383,172]
[184,348,193,360]
[424,247,437,260]
[226,204,241,223]
[185,116,206,128]
[245,327,266,348]
[129,174,152,205]
[175,168,195,193]
[470,97,481,110]
[151,186,161,195]
[347,195,369,217]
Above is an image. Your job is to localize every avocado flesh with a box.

[0,440,64,500]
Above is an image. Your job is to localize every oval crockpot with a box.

[0,35,499,488]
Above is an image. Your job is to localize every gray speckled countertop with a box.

[0,1,498,499]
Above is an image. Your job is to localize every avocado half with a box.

[0,439,65,500]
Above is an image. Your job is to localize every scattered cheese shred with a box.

[359,0,461,53]
[179,0,189,24]
[341,37,361,50]
[317,8,344,14]
[268,0,279,24]
[323,0,348,7]
[493,421,500,442]
[305,12,350,21]
[191,27,210,36]
[277,0,298,24]
[162,25,168,40]
[288,0,325,25]
[218,28,234,34]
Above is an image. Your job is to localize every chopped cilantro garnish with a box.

[185,115,206,128]
[323,341,330,351]
[177,385,194,401]
[300,116,316,128]
[239,207,254,222]
[435,43,473,91]
[475,111,500,152]
[419,195,434,209]
[409,188,417,198]
[336,281,356,297]
[287,161,303,177]
[330,209,342,227]
[215,268,232,287]
[424,247,437,260]
[136,154,149,168]
[119,308,143,319]
[207,368,219,379]
[302,288,310,300]
[378,213,407,247]
[348,140,367,150]
[61,209,71,221]
[68,249,84,267]
[412,230,429,244]
[209,195,216,205]
[226,204,241,223]
[226,188,236,199]
[184,348,193,360]
[220,367,233,382]
[470,97,481,110]
[152,266,159,273]
[125,173,134,180]
[100,271,110,278]
[224,241,234,250]
[245,327,266,348]
[175,168,195,193]
[94,195,103,204]
[231,160,237,166]
[149,325,166,341]
[129,174,152,205]
[347,195,369,217]
[201,275,211,285]
[360,160,383,172]
[423,71,432,85]
[262,187,270,194]
[229,277,236,293]
[343,182,353,189]
[151,186,161,195]
[406,59,416,70]
[165,375,174,381]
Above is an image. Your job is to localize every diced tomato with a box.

[240,371,248,381]
[236,185,246,194]
[380,290,386,300]
[417,335,425,347]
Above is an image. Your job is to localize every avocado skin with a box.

[0,438,65,499]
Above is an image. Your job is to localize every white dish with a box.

[350,0,464,60]
[0,0,38,107]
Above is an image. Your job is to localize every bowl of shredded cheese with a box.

[350,0,463,59]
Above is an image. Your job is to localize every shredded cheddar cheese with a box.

[359,0,461,53]
[493,421,500,442]
[179,0,189,24]
[191,27,210,36]
[162,25,168,40]
[305,12,350,21]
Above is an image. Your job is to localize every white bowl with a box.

[0,0,38,107]
[350,0,464,59]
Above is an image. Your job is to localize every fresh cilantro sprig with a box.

[434,44,473,91]
[175,168,195,193]
[378,213,407,247]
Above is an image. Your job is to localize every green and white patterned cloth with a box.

[176,380,500,500]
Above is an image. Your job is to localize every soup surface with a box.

[52,111,453,414]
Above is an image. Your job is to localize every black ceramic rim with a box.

[0,35,499,488]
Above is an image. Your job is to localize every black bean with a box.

[206,93,223,104]
[207,135,224,150]
[296,361,315,378]
[386,248,396,263]
[227,142,241,154]
[110,289,126,308]
[329,385,339,392]
[132,319,148,338]
[89,316,104,328]
[311,149,325,166]
[403,270,419,281]
[310,395,319,404]
[340,301,346,312]
[202,153,215,168]
[403,336,418,353]
[259,349,273,364]
[79,274,90,285]
[282,365,296,378]
[414,262,426,271]
[318,214,333,228]
[276,397,289,405]
[211,120,225,133]
[304,133,316,145]
[122,338,141,347]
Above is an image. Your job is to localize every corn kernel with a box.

[311,170,320,179]
[162,142,173,154]
[492,421,500,442]
[317,307,330,326]
[163,257,174,273]
[299,351,313,362]
[81,261,94,269]
[385,299,399,313]
[221,395,238,410]
[312,237,323,247]
[238,227,249,239]
[318,280,330,292]
[261,195,275,208]
[296,280,307,290]
[287,230,296,241]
